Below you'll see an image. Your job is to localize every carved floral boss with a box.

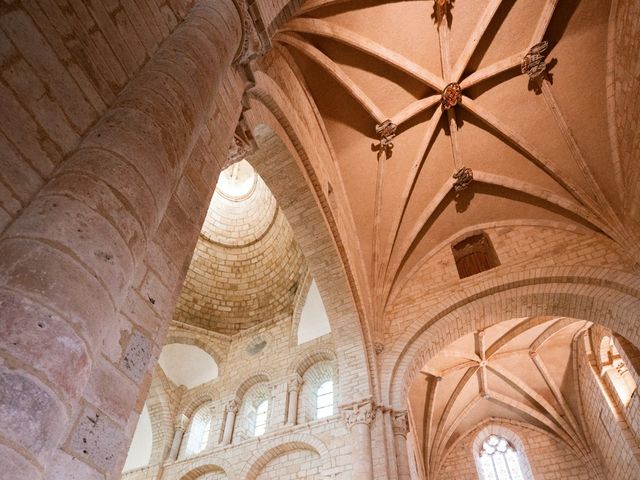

[374,41,553,192]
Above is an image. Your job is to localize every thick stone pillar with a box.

[0,1,242,477]
[222,399,239,445]
[392,411,411,480]
[286,376,303,425]
[343,400,376,480]
[169,414,189,461]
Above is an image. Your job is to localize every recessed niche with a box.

[451,232,500,279]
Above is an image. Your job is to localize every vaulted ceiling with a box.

[275,0,632,329]
[174,162,307,334]
[408,316,592,478]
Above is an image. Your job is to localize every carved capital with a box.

[342,400,376,429]
[226,115,257,169]
[391,410,410,437]
[231,0,269,65]
[225,399,239,414]
[288,375,303,393]
[175,413,188,431]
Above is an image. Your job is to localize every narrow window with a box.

[602,336,637,407]
[184,408,212,457]
[451,232,499,279]
[478,435,526,480]
[254,400,268,436]
[316,380,334,419]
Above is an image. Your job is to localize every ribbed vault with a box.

[409,316,593,478]
[275,0,637,332]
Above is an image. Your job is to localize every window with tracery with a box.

[184,407,212,457]
[253,399,268,436]
[316,380,334,419]
[477,435,526,480]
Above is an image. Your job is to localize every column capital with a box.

[225,398,240,414]
[230,0,270,65]
[341,400,376,429]
[174,413,189,431]
[391,410,410,437]
[287,375,304,393]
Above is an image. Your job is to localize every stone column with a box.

[392,411,411,480]
[169,414,189,461]
[343,400,376,480]
[222,399,239,445]
[0,1,243,477]
[286,376,303,425]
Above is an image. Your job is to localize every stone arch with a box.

[146,376,173,465]
[243,69,374,402]
[165,327,224,368]
[471,421,528,456]
[468,419,535,480]
[178,459,234,480]
[290,348,337,378]
[606,0,640,204]
[234,373,271,401]
[382,265,640,408]
[289,269,313,346]
[179,391,218,420]
[242,435,333,480]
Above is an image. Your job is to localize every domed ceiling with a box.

[408,316,592,478]
[174,161,307,335]
[275,0,634,329]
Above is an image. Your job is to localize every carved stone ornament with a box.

[434,0,452,24]
[375,119,397,153]
[521,41,549,80]
[453,166,473,192]
[441,83,462,111]
[231,0,269,65]
[288,375,303,392]
[391,411,410,437]
[342,401,376,429]
[226,115,257,168]
[225,399,240,414]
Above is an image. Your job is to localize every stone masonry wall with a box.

[0,0,196,232]
[611,0,640,224]
[436,420,599,480]
[255,448,324,479]
[577,334,640,480]
[122,311,352,479]
[387,223,631,341]
[45,62,247,480]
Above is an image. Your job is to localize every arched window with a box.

[254,399,268,436]
[601,336,637,407]
[184,407,212,457]
[478,435,525,480]
[316,380,334,419]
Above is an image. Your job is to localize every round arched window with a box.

[316,380,334,419]
[184,406,212,457]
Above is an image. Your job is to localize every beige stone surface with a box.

[0,1,639,480]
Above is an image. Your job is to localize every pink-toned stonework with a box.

[0,1,639,480]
